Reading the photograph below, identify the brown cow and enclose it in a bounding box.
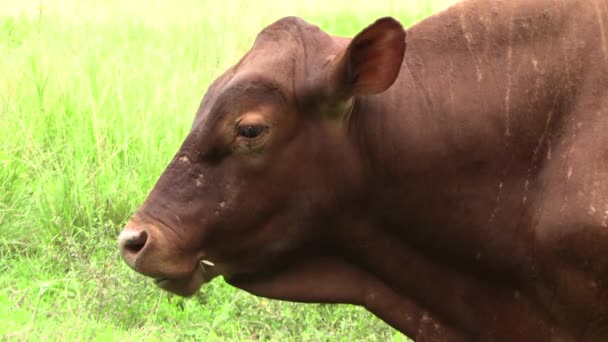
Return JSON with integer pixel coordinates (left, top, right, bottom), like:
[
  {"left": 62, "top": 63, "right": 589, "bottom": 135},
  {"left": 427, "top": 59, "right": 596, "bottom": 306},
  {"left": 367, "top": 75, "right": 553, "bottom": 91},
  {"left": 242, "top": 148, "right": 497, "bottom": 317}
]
[{"left": 118, "top": 0, "right": 608, "bottom": 340}]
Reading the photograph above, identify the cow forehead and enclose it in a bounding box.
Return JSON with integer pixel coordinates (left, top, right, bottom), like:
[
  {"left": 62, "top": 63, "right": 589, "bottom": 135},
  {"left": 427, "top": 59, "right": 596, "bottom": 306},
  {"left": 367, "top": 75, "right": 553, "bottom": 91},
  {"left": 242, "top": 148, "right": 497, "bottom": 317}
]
[
  {"left": 193, "top": 69, "right": 291, "bottom": 130},
  {"left": 254, "top": 16, "right": 323, "bottom": 45},
  {"left": 193, "top": 17, "right": 336, "bottom": 128},
  {"left": 245, "top": 16, "right": 337, "bottom": 75}
]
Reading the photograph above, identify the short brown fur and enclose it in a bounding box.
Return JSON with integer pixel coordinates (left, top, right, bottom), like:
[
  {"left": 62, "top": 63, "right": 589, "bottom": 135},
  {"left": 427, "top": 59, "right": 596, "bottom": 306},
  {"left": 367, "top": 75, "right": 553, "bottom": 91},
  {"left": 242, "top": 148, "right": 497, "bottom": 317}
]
[{"left": 119, "top": 0, "right": 608, "bottom": 340}]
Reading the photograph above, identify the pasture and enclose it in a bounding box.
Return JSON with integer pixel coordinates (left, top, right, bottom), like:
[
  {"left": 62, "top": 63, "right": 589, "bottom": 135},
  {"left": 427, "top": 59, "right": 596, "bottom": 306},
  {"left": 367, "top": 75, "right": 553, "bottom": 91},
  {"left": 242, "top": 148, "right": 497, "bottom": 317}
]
[{"left": 1, "top": 0, "right": 456, "bottom": 340}]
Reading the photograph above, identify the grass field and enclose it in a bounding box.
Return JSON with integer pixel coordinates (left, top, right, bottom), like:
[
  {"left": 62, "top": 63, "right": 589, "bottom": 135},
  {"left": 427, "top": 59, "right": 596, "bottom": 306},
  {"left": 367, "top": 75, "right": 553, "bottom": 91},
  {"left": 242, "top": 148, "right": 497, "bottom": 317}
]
[{"left": 1, "top": 1, "right": 457, "bottom": 340}]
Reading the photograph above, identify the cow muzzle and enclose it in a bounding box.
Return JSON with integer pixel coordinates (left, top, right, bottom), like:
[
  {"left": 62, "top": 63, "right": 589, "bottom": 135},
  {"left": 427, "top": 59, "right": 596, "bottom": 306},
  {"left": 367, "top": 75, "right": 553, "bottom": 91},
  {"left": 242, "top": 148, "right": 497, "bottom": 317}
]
[{"left": 118, "top": 216, "right": 217, "bottom": 296}]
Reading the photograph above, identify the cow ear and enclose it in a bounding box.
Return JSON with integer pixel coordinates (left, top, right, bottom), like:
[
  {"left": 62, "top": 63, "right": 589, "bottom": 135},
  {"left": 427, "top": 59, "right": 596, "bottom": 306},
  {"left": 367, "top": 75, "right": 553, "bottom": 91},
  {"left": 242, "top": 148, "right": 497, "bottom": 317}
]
[{"left": 328, "top": 17, "right": 406, "bottom": 98}]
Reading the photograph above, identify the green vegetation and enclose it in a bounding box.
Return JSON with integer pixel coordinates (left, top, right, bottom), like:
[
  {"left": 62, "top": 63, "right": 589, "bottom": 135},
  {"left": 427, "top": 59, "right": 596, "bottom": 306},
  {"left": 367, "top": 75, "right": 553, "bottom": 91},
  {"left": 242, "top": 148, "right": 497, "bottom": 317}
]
[{"left": 1, "top": 0, "right": 456, "bottom": 340}]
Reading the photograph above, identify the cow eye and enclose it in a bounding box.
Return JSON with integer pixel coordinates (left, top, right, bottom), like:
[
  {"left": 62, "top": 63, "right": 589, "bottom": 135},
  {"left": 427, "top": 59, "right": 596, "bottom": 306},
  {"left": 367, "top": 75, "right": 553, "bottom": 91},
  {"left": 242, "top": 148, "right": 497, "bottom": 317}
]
[{"left": 237, "top": 125, "right": 267, "bottom": 139}]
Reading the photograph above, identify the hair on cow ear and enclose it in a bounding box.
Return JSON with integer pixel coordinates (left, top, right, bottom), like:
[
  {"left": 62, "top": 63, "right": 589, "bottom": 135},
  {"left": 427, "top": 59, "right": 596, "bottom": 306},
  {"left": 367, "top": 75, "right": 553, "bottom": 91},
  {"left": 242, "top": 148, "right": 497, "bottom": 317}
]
[{"left": 328, "top": 17, "right": 406, "bottom": 98}]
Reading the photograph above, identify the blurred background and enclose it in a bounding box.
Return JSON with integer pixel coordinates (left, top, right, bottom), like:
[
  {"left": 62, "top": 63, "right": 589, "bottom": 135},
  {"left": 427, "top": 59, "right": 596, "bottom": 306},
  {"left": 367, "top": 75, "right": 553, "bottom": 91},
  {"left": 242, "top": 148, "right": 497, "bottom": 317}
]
[{"left": 0, "top": 1, "right": 458, "bottom": 340}]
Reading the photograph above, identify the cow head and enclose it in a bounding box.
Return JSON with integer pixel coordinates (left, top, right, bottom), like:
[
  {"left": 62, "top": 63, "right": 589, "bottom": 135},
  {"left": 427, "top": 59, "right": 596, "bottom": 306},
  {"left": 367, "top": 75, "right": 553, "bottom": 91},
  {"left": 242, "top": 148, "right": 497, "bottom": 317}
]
[{"left": 118, "top": 17, "right": 405, "bottom": 298}]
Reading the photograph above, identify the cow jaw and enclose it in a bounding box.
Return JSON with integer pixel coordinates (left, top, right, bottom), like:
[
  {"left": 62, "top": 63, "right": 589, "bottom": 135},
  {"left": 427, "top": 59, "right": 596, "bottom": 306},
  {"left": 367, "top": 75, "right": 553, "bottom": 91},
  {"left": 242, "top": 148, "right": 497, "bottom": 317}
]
[
  {"left": 224, "top": 256, "right": 368, "bottom": 304},
  {"left": 153, "top": 265, "right": 206, "bottom": 297}
]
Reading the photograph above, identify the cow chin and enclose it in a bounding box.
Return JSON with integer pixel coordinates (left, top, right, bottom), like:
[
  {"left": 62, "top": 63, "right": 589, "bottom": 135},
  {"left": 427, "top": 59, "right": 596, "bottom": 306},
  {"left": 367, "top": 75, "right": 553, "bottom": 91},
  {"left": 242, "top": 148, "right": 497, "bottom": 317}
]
[{"left": 153, "top": 267, "right": 206, "bottom": 297}]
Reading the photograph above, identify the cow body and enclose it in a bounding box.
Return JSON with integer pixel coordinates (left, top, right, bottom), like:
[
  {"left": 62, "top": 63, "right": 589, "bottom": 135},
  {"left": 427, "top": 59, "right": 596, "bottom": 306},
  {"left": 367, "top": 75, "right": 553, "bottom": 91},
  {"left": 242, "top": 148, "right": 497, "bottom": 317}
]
[{"left": 119, "top": 0, "right": 608, "bottom": 340}]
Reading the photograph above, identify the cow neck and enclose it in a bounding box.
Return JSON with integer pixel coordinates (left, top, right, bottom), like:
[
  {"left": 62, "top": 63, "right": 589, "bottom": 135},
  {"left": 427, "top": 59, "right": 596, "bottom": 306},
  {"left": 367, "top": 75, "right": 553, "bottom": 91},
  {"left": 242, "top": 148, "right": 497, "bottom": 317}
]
[
  {"left": 329, "top": 208, "right": 558, "bottom": 340},
  {"left": 346, "top": 0, "right": 582, "bottom": 277},
  {"left": 337, "top": 0, "right": 593, "bottom": 337}
]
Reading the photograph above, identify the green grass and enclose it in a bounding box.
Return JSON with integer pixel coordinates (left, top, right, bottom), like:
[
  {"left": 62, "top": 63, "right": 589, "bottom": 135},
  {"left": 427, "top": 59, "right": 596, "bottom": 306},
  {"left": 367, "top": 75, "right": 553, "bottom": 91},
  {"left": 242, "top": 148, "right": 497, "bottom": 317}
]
[{"left": 1, "top": 0, "right": 456, "bottom": 340}]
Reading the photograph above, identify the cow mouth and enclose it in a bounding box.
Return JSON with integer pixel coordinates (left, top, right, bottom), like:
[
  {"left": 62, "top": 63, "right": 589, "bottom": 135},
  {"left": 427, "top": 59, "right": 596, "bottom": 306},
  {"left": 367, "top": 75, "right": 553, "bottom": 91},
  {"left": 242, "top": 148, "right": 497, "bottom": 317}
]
[{"left": 152, "top": 259, "right": 219, "bottom": 297}]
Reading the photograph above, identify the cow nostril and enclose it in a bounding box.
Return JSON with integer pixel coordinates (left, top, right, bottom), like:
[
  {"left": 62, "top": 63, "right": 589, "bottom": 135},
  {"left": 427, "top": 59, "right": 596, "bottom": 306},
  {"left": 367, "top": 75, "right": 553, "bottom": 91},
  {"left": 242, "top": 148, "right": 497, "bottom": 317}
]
[{"left": 119, "top": 230, "right": 149, "bottom": 255}]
